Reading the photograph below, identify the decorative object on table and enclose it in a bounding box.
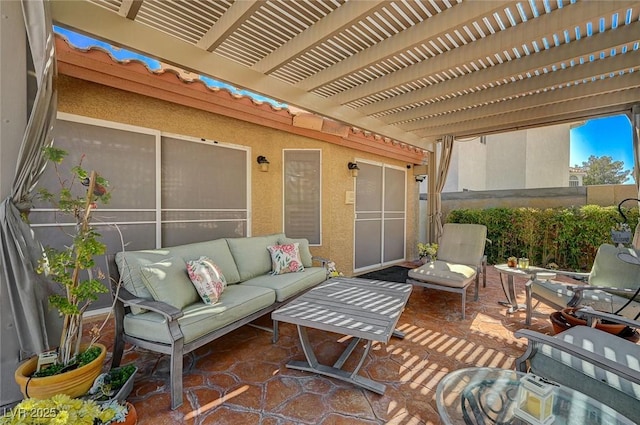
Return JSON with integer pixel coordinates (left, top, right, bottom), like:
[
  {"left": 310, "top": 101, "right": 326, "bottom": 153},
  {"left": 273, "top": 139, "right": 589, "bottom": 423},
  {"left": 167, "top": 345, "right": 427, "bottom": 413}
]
[
  {"left": 14, "top": 147, "right": 117, "bottom": 399},
  {"left": 417, "top": 242, "right": 438, "bottom": 263},
  {"left": 85, "top": 364, "right": 138, "bottom": 404},
  {"left": 517, "top": 257, "right": 529, "bottom": 269},
  {"left": 507, "top": 256, "right": 517, "bottom": 267},
  {"left": 1, "top": 393, "right": 135, "bottom": 425},
  {"left": 513, "top": 373, "right": 556, "bottom": 425}
]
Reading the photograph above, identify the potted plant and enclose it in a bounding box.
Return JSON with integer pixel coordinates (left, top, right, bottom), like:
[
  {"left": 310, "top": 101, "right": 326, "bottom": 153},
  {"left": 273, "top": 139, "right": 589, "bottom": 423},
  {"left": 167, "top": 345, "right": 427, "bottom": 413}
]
[
  {"left": 417, "top": 242, "right": 438, "bottom": 263},
  {"left": 85, "top": 364, "right": 138, "bottom": 404},
  {"left": 1, "top": 394, "right": 137, "bottom": 425},
  {"left": 14, "top": 147, "right": 113, "bottom": 399}
]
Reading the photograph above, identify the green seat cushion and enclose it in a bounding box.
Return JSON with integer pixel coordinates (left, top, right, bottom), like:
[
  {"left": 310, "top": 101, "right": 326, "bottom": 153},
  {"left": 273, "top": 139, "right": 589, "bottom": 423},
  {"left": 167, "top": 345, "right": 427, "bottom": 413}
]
[
  {"left": 408, "top": 260, "right": 476, "bottom": 288},
  {"left": 242, "top": 267, "right": 326, "bottom": 302},
  {"left": 226, "top": 233, "right": 284, "bottom": 281},
  {"left": 122, "top": 285, "right": 276, "bottom": 345}
]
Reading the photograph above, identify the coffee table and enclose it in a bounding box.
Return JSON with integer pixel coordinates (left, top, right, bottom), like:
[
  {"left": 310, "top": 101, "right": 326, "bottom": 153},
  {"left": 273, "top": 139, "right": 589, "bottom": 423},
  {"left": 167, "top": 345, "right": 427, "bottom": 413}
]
[
  {"left": 271, "top": 277, "right": 412, "bottom": 394},
  {"left": 436, "top": 367, "right": 634, "bottom": 425}
]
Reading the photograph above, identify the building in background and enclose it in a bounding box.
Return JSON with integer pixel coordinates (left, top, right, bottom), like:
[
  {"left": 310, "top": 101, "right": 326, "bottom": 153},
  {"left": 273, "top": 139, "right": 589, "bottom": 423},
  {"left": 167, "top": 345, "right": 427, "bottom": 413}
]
[{"left": 443, "top": 123, "right": 573, "bottom": 192}]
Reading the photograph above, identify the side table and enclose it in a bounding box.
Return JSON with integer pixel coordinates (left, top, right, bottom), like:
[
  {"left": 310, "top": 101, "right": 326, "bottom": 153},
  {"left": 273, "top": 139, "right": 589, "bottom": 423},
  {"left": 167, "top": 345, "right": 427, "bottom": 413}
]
[{"left": 494, "top": 264, "right": 553, "bottom": 319}]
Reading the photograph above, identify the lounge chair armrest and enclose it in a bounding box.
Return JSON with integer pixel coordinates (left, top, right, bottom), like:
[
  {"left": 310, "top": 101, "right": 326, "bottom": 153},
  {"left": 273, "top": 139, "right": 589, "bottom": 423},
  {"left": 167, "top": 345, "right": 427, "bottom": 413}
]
[
  {"left": 116, "top": 286, "right": 183, "bottom": 320},
  {"left": 514, "top": 329, "right": 640, "bottom": 386},
  {"left": 544, "top": 269, "right": 590, "bottom": 281},
  {"left": 573, "top": 307, "right": 640, "bottom": 329}
]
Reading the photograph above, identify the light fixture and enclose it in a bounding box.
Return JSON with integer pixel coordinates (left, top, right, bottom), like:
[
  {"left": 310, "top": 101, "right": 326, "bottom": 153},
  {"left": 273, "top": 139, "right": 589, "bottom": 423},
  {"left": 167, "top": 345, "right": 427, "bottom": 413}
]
[
  {"left": 415, "top": 176, "right": 425, "bottom": 183},
  {"left": 514, "top": 374, "right": 556, "bottom": 425},
  {"left": 257, "top": 155, "right": 270, "bottom": 172},
  {"left": 348, "top": 162, "right": 360, "bottom": 177}
]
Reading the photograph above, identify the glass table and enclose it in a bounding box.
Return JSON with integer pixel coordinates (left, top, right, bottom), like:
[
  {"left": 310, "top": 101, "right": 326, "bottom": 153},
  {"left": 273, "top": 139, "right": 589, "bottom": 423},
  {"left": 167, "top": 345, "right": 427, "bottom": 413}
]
[{"left": 436, "top": 367, "right": 635, "bottom": 425}]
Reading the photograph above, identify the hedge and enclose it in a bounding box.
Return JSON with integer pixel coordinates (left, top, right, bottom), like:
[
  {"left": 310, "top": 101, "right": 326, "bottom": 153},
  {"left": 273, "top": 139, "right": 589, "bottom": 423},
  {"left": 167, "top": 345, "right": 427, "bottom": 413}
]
[{"left": 446, "top": 205, "right": 639, "bottom": 271}]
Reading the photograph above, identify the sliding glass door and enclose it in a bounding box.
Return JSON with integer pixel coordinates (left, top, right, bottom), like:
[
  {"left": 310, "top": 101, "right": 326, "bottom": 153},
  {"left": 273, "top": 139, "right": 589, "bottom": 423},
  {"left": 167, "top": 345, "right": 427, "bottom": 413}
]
[{"left": 354, "top": 161, "right": 406, "bottom": 272}]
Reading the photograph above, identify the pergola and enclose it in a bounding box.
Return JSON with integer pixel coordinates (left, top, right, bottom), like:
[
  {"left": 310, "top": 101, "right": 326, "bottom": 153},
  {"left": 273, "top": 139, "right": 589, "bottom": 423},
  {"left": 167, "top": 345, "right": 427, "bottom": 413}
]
[{"left": 50, "top": 0, "right": 640, "bottom": 239}]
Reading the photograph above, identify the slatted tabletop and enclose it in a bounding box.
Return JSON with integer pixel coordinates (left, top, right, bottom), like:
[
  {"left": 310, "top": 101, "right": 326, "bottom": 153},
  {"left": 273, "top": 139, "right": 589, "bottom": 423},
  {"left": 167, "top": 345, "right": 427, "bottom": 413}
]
[{"left": 272, "top": 277, "right": 412, "bottom": 343}]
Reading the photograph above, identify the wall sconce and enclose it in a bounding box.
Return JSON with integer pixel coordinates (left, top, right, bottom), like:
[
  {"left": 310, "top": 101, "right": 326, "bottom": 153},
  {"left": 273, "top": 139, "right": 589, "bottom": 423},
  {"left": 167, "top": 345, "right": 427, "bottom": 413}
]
[
  {"left": 348, "top": 162, "right": 360, "bottom": 177},
  {"left": 415, "top": 176, "right": 425, "bottom": 183},
  {"left": 257, "top": 155, "right": 270, "bottom": 172}
]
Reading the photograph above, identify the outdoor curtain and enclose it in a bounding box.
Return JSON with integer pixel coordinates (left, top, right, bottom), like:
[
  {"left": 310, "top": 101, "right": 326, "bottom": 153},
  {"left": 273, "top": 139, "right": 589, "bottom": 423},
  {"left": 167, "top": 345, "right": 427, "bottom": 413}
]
[
  {"left": 427, "top": 135, "right": 454, "bottom": 243},
  {"left": 0, "top": 0, "right": 60, "bottom": 358},
  {"left": 632, "top": 105, "right": 640, "bottom": 249}
]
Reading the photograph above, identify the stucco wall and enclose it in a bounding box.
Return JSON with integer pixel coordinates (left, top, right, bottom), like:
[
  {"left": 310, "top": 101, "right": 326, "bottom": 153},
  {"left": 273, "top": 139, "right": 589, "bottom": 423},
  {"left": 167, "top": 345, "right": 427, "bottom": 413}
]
[{"left": 56, "top": 75, "right": 416, "bottom": 274}]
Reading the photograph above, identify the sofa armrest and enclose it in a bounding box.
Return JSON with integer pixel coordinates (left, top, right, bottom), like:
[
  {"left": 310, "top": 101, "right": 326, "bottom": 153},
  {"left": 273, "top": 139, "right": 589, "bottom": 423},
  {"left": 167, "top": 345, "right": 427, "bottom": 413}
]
[
  {"left": 116, "top": 286, "right": 183, "bottom": 321},
  {"left": 312, "top": 256, "right": 330, "bottom": 267}
]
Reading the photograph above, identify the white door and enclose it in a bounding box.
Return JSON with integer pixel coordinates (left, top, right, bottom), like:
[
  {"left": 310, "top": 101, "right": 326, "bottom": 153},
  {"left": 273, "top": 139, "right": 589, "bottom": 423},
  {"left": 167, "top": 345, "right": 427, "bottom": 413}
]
[{"left": 354, "top": 162, "right": 406, "bottom": 272}]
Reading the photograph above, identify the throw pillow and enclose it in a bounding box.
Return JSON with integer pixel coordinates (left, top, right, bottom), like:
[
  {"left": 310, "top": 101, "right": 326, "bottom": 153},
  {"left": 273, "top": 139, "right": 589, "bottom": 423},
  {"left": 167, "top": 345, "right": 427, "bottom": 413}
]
[
  {"left": 267, "top": 243, "right": 305, "bottom": 275},
  {"left": 278, "top": 237, "right": 313, "bottom": 268},
  {"left": 185, "top": 256, "right": 227, "bottom": 304}
]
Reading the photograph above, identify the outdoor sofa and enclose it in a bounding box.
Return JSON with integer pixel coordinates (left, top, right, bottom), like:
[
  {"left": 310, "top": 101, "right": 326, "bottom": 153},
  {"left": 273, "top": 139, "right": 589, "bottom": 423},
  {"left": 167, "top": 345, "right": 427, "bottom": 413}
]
[{"left": 108, "top": 233, "right": 327, "bottom": 410}]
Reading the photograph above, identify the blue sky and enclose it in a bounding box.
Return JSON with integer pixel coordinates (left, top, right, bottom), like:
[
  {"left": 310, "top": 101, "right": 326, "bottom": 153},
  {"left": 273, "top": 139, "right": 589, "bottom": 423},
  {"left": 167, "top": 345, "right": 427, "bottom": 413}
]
[{"left": 570, "top": 115, "right": 634, "bottom": 180}]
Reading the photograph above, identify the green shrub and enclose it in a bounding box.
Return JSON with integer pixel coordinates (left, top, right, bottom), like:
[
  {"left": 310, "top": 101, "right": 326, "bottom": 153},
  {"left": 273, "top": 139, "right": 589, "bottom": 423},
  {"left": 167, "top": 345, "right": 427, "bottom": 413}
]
[{"left": 447, "top": 205, "right": 638, "bottom": 271}]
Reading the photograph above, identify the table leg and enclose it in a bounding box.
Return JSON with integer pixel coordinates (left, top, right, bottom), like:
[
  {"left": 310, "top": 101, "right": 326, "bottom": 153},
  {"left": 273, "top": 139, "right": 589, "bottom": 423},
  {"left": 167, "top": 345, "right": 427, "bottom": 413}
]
[
  {"left": 499, "top": 274, "right": 525, "bottom": 314},
  {"left": 287, "top": 325, "right": 386, "bottom": 394}
]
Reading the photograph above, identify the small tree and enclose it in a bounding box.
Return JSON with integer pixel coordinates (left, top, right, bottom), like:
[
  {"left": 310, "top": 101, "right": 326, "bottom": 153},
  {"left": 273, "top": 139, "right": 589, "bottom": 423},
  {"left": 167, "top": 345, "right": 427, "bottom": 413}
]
[
  {"left": 580, "top": 155, "right": 631, "bottom": 185},
  {"left": 36, "top": 147, "right": 111, "bottom": 366}
]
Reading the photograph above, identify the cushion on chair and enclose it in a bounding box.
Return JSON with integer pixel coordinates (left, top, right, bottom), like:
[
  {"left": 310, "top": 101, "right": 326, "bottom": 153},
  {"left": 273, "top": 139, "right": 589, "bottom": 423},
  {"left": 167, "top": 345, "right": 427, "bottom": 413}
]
[
  {"left": 589, "top": 244, "right": 640, "bottom": 291},
  {"left": 122, "top": 284, "right": 276, "bottom": 345},
  {"left": 226, "top": 233, "right": 284, "bottom": 281},
  {"left": 437, "top": 223, "right": 487, "bottom": 265},
  {"left": 408, "top": 260, "right": 476, "bottom": 288},
  {"left": 535, "top": 326, "right": 640, "bottom": 419}
]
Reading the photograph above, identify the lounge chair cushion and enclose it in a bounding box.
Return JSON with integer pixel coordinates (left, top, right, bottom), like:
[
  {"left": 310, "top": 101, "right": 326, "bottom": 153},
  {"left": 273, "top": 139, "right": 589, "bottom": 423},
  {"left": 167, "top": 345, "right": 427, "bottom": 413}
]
[
  {"left": 408, "top": 260, "right": 476, "bottom": 288},
  {"left": 535, "top": 325, "right": 640, "bottom": 418}
]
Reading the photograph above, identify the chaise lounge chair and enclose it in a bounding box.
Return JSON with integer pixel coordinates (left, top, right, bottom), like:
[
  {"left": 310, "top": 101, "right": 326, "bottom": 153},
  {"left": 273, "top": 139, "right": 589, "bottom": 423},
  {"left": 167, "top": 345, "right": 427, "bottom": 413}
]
[{"left": 406, "top": 223, "right": 488, "bottom": 319}]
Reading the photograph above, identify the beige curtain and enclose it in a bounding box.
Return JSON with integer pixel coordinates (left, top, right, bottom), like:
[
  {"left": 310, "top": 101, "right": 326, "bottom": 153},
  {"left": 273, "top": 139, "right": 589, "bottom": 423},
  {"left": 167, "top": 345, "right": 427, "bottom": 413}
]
[
  {"left": 0, "top": 0, "right": 59, "bottom": 360},
  {"left": 632, "top": 105, "right": 640, "bottom": 249},
  {"left": 427, "top": 135, "right": 454, "bottom": 243}
]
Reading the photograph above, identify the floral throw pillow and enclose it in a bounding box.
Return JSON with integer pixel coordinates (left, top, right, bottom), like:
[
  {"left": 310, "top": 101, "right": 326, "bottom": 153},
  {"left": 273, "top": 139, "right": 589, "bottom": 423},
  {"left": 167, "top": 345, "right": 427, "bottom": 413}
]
[
  {"left": 267, "top": 243, "right": 305, "bottom": 275},
  {"left": 185, "top": 256, "right": 227, "bottom": 304}
]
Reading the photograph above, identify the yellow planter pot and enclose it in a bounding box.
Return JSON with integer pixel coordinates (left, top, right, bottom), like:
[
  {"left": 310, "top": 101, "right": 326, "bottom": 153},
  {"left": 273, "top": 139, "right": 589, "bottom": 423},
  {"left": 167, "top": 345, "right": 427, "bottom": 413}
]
[{"left": 14, "top": 343, "right": 107, "bottom": 399}]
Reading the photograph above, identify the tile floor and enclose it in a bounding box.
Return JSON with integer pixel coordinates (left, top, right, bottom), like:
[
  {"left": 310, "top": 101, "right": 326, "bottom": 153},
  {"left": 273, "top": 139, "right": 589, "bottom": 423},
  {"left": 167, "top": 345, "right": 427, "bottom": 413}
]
[{"left": 89, "top": 265, "right": 560, "bottom": 425}]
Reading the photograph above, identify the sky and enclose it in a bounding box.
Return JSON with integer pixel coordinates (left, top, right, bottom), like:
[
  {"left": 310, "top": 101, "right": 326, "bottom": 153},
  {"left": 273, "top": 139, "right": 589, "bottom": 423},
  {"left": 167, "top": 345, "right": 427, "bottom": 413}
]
[{"left": 570, "top": 114, "right": 634, "bottom": 180}]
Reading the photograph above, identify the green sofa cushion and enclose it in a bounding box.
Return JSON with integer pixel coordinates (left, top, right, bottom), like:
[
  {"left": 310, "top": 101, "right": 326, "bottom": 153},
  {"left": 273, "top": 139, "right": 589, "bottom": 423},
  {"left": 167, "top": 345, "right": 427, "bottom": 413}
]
[
  {"left": 140, "top": 257, "right": 199, "bottom": 310},
  {"left": 226, "top": 233, "right": 284, "bottom": 281},
  {"left": 168, "top": 238, "right": 241, "bottom": 284},
  {"left": 242, "top": 267, "right": 326, "bottom": 302},
  {"left": 122, "top": 284, "right": 275, "bottom": 344}
]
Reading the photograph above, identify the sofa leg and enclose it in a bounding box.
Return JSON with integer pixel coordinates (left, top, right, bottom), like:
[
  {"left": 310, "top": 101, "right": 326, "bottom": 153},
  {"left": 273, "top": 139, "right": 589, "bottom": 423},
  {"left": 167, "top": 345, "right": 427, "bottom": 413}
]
[{"left": 170, "top": 345, "right": 184, "bottom": 410}]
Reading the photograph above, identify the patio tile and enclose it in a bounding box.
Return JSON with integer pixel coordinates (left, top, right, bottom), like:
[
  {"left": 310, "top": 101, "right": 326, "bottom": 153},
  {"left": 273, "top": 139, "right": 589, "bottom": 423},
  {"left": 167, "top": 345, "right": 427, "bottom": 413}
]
[{"left": 88, "top": 265, "right": 557, "bottom": 424}]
